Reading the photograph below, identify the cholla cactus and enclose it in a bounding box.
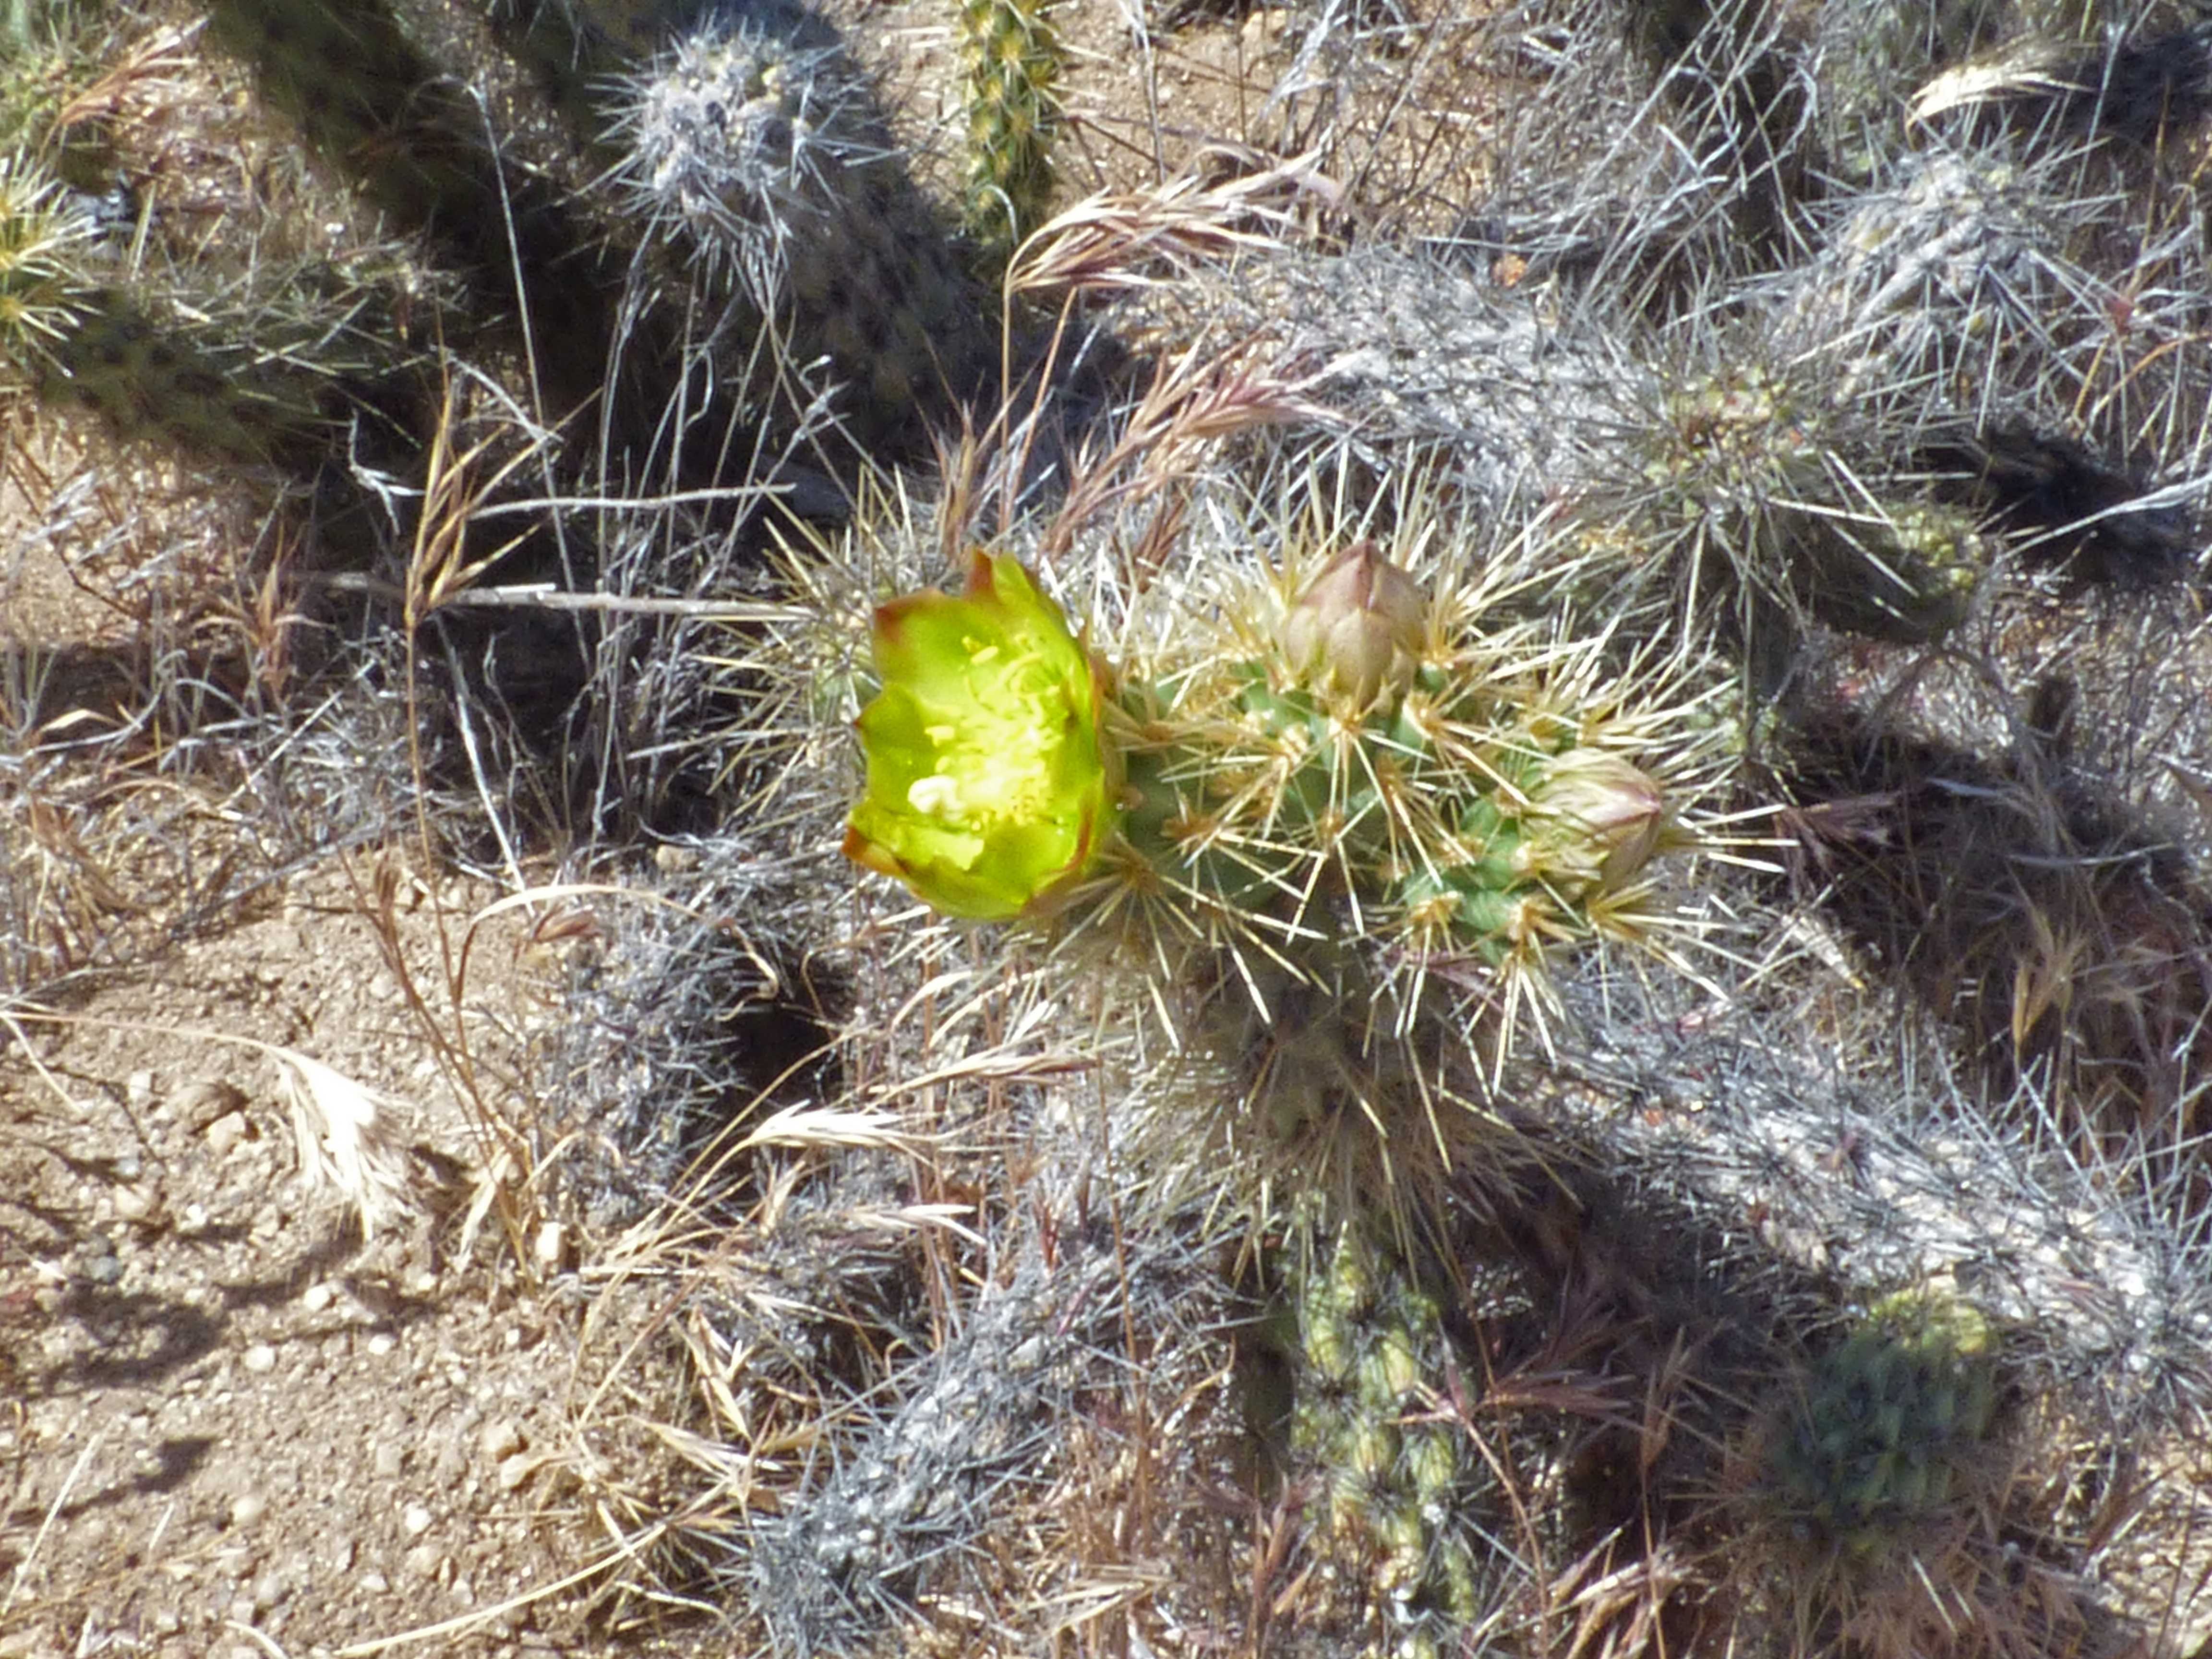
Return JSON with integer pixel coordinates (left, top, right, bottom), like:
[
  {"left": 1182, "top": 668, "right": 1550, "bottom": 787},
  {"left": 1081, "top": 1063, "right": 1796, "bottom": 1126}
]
[{"left": 821, "top": 457, "right": 1726, "bottom": 1329}]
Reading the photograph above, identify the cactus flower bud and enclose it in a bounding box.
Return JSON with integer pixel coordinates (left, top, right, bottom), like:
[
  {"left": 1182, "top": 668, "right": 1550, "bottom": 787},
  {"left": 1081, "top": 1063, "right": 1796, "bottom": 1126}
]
[
  {"left": 1527, "top": 750, "right": 1669, "bottom": 893},
  {"left": 1280, "top": 541, "right": 1426, "bottom": 709},
  {"left": 844, "top": 551, "right": 1116, "bottom": 920}
]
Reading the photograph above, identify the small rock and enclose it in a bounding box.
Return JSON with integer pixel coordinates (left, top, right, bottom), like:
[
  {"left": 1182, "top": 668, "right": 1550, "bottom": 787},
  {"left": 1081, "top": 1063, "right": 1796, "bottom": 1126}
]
[
  {"left": 241, "top": 1345, "right": 277, "bottom": 1375},
  {"left": 301, "top": 1283, "right": 336, "bottom": 1314},
  {"left": 373, "top": 1443, "right": 405, "bottom": 1479},
  {"left": 359, "top": 1569, "right": 390, "bottom": 1595},
  {"left": 175, "top": 1079, "right": 248, "bottom": 1131},
  {"left": 431, "top": 1437, "right": 467, "bottom": 1484},
  {"left": 478, "top": 1419, "right": 524, "bottom": 1464},
  {"left": 495, "top": 1454, "right": 536, "bottom": 1493},
  {"left": 112, "top": 1184, "right": 159, "bottom": 1223},
  {"left": 532, "top": 1221, "right": 566, "bottom": 1272},
  {"left": 402, "top": 1503, "right": 434, "bottom": 1538},
  {"left": 402, "top": 1543, "right": 441, "bottom": 1582},
  {"left": 230, "top": 1494, "right": 268, "bottom": 1528},
  {"left": 127, "top": 1070, "right": 157, "bottom": 1111},
  {"left": 1240, "top": 7, "right": 1292, "bottom": 48},
  {"left": 204, "top": 1113, "right": 249, "bottom": 1158},
  {"left": 366, "top": 1333, "right": 397, "bottom": 1358}
]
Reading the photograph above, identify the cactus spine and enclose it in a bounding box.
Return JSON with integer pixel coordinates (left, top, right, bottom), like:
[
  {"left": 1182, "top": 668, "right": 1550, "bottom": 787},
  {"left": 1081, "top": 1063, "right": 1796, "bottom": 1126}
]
[{"left": 0, "top": 155, "right": 88, "bottom": 364}]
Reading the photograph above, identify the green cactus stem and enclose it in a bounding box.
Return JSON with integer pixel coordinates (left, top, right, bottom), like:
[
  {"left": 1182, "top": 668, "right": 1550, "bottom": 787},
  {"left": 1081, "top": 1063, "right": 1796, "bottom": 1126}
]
[
  {"left": 1283, "top": 1207, "right": 1484, "bottom": 1658},
  {"left": 957, "top": 0, "right": 1061, "bottom": 266},
  {"left": 1765, "top": 1288, "right": 2001, "bottom": 1559}
]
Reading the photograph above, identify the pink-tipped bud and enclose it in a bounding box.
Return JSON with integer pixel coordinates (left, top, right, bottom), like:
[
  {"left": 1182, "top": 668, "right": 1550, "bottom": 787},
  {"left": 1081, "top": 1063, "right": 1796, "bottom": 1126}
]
[
  {"left": 1530, "top": 750, "right": 1668, "bottom": 893},
  {"left": 1280, "top": 541, "right": 1426, "bottom": 709}
]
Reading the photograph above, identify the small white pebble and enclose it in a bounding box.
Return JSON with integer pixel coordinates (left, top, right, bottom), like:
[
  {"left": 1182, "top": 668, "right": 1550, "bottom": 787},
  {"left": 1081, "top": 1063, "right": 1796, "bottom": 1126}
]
[
  {"left": 230, "top": 1494, "right": 268, "bottom": 1528},
  {"left": 359, "top": 1569, "right": 390, "bottom": 1594},
  {"left": 373, "top": 1443, "right": 405, "bottom": 1479},
  {"left": 112, "top": 1185, "right": 158, "bottom": 1223},
  {"left": 241, "top": 1345, "right": 277, "bottom": 1374},
  {"left": 533, "top": 1221, "right": 566, "bottom": 1270},
  {"left": 301, "top": 1283, "right": 336, "bottom": 1313},
  {"left": 366, "top": 1333, "right": 397, "bottom": 1358},
  {"left": 402, "top": 1503, "right": 434, "bottom": 1538},
  {"left": 204, "top": 1113, "right": 249, "bottom": 1158}
]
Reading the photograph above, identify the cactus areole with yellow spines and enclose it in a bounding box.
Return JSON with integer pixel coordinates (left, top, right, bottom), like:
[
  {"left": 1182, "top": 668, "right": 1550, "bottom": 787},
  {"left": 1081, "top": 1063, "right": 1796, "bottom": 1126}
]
[{"left": 845, "top": 552, "right": 1117, "bottom": 920}]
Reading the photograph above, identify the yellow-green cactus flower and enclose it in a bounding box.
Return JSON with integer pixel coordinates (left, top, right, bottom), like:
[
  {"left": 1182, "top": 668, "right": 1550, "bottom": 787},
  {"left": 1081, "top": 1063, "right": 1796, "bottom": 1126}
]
[{"left": 844, "top": 551, "right": 1116, "bottom": 920}]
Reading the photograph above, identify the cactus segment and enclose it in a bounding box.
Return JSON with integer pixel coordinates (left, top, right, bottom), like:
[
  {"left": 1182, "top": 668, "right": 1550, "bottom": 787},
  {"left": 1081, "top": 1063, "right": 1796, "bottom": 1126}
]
[
  {"left": 37, "top": 291, "right": 331, "bottom": 463},
  {"left": 0, "top": 156, "right": 403, "bottom": 465},
  {"left": 1284, "top": 1209, "right": 1483, "bottom": 1657},
  {"left": 1094, "top": 543, "right": 1695, "bottom": 1010},
  {"left": 1645, "top": 363, "right": 1993, "bottom": 648},
  {"left": 957, "top": 0, "right": 1061, "bottom": 264},
  {"left": 1764, "top": 1288, "right": 2000, "bottom": 1558},
  {"left": 615, "top": 24, "right": 991, "bottom": 443}
]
